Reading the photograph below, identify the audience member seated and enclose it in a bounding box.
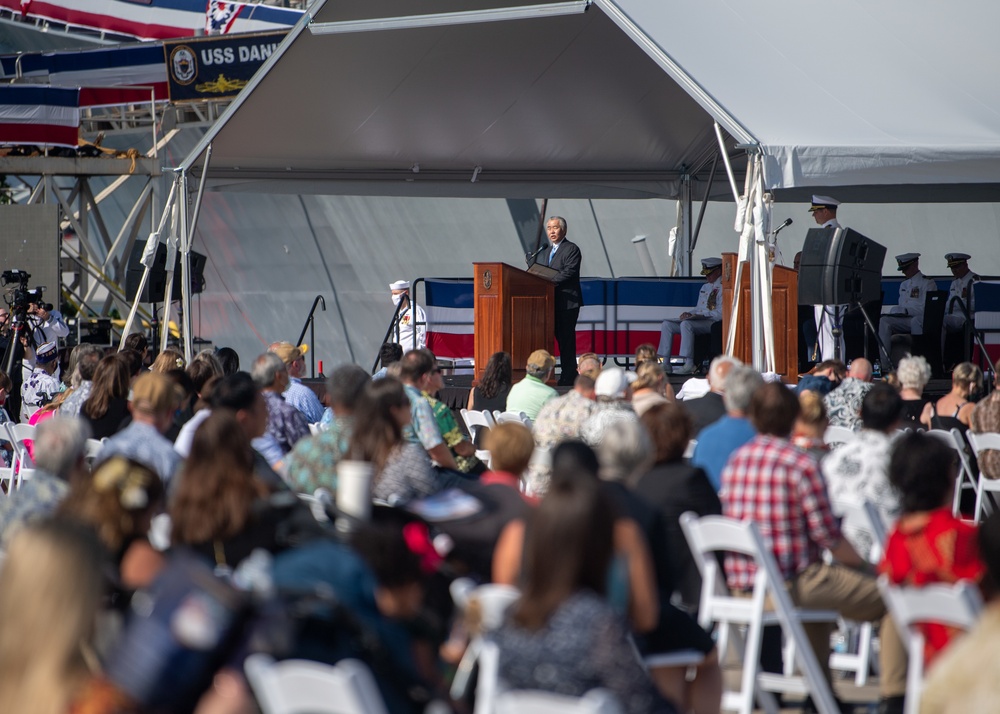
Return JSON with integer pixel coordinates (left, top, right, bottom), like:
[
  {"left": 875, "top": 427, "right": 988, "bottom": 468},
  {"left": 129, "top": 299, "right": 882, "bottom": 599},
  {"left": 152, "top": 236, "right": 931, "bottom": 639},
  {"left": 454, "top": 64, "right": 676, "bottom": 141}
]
[
  {"left": 526, "top": 372, "right": 598, "bottom": 495},
  {"left": 631, "top": 361, "right": 674, "bottom": 417},
  {"left": 593, "top": 421, "right": 723, "bottom": 713},
  {"left": 271, "top": 520, "right": 437, "bottom": 714},
  {"left": 436, "top": 422, "right": 534, "bottom": 580},
  {"left": 880, "top": 431, "right": 985, "bottom": 669},
  {"left": 252, "top": 352, "right": 310, "bottom": 457},
  {"left": 176, "top": 372, "right": 288, "bottom": 493},
  {"left": 20, "top": 341, "right": 63, "bottom": 423},
  {"left": 372, "top": 342, "right": 404, "bottom": 383},
  {"left": 423, "top": 357, "right": 482, "bottom": 475},
  {"left": 81, "top": 354, "right": 131, "bottom": 439},
  {"left": 119, "top": 348, "right": 144, "bottom": 385},
  {"left": 0, "top": 520, "right": 136, "bottom": 713},
  {"left": 920, "top": 513, "right": 1000, "bottom": 714},
  {"left": 795, "top": 359, "right": 846, "bottom": 397},
  {"left": 150, "top": 348, "right": 185, "bottom": 373},
  {"left": 349, "top": 377, "right": 455, "bottom": 505},
  {"left": 492, "top": 447, "right": 679, "bottom": 714},
  {"left": 822, "top": 384, "right": 905, "bottom": 557},
  {"left": 216, "top": 345, "right": 240, "bottom": 376},
  {"left": 269, "top": 341, "right": 325, "bottom": 424},
  {"left": 399, "top": 349, "right": 458, "bottom": 470},
  {"left": 171, "top": 410, "right": 321, "bottom": 569},
  {"left": 97, "top": 372, "right": 183, "bottom": 487},
  {"left": 58, "top": 344, "right": 103, "bottom": 418},
  {"left": 466, "top": 350, "right": 512, "bottom": 417},
  {"left": 0, "top": 416, "right": 88, "bottom": 547},
  {"left": 637, "top": 402, "right": 721, "bottom": 611},
  {"left": 721, "top": 382, "right": 906, "bottom": 711},
  {"left": 286, "top": 364, "right": 370, "bottom": 494},
  {"left": 691, "top": 365, "right": 762, "bottom": 490},
  {"left": 823, "top": 358, "right": 874, "bottom": 431},
  {"left": 580, "top": 367, "right": 639, "bottom": 447},
  {"left": 791, "top": 391, "right": 830, "bottom": 461},
  {"left": 505, "top": 349, "right": 558, "bottom": 421},
  {"left": 896, "top": 355, "right": 932, "bottom": 427},
  {"left": 59, "top": 456, "right": 166, "bottom": 595},
  {"left": 921, "top": 361, "right": 982, "bottom": 433},
  {"left": 970, "top": 371, "right": 1000, "bottom": 480},
  {"left": 682, "top": 355, "right": 738, "bottom": 436}
]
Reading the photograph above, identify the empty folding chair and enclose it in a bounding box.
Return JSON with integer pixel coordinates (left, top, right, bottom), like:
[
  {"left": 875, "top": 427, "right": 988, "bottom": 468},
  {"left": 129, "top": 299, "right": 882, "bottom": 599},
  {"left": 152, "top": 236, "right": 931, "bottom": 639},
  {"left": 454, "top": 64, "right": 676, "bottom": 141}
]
[{"left": 244, "top": 653, "right": 389, "bottom": 714}]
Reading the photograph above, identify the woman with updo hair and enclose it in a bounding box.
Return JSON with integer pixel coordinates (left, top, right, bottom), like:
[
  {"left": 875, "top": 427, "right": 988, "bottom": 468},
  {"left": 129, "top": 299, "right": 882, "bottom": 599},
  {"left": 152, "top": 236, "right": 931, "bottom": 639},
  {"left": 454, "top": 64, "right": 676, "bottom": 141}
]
[
  {"left": 921, "top": 361, "right": 982, "bottom": 433},
  {"left": 631, "top": 361, "right": 675, "bottom": 416}
]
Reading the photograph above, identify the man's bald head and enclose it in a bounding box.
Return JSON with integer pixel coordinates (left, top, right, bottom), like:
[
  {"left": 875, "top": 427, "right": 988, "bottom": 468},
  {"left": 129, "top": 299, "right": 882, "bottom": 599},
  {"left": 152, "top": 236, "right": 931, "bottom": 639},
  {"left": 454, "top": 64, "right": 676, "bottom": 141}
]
[
  {"left": 708, "top": 355, "right": 741, "bottom": 392},
  {"left": 849, "top": 358, "right": 873, "bottom": 382}
]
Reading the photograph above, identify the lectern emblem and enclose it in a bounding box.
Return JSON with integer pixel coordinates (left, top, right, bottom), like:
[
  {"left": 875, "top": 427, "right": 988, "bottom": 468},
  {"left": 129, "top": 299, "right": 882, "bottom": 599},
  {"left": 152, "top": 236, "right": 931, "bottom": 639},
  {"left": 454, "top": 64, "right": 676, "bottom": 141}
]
[{"left": 483, "top": 270, "right": 492, "bottom": 289}]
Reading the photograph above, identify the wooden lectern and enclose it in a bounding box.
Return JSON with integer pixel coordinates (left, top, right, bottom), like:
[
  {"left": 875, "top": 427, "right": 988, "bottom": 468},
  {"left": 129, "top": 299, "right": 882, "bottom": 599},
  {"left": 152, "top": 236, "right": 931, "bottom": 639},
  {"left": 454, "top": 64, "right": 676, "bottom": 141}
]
[
  {"left": 473, "top": 262, "right": 555, "bottom": 382},
  {"left": 721, "top": 253, "right": 799, "bottom": 384}
]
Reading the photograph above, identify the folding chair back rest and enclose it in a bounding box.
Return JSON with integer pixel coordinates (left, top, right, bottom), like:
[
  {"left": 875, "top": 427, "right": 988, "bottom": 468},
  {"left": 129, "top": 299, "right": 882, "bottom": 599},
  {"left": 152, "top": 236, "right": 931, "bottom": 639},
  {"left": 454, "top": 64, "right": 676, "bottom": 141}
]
[
  {"left": 926, "top": 428, "right": 976, "bottom": 516},
  {"left": 495, "top": 688, "right": 623, "bottom": 714},
  {"left": 823, "top": 425, "right": 858, "bottom": 446},
  {"left": 966, "top": 431, "right": 1000, "bottom": 523},
  {"left": 244, "top": 653, "right": 389, "bottom": 714},
  {"left": 876, "top": 576, "right": 982, "bottom": 714},
  {"left": 679, "top": 512, "right": 840, "bottom": 714}
]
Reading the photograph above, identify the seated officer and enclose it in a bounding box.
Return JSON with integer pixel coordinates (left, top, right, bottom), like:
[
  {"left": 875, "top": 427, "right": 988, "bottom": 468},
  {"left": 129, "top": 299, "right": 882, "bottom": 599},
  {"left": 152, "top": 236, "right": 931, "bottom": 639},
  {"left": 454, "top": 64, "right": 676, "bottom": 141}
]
[
  {"left": 944, "top": 252, "right": 979, "bottom": 334},
  {"left": 878, "top": 253, "right": 937, "bottom": 369},
  {"left": 657, "top": 257, "right": 723, "bottom": 375}
]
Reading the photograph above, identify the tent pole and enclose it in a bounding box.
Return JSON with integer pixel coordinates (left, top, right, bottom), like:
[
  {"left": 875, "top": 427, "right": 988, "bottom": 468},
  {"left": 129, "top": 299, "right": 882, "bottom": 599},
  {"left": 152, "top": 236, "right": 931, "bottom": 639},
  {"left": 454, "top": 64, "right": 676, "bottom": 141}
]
[
  {"left": 683, "top": 175, "right": 693, "bottom": 276},
  {"left": 160, "top": 184, "right": 180, "bottom": 353},
  {"left": 181, "top": 145, "right": 212, "bottom": 364},
  {"left": 714, "top": 122, "right": 739, "bottom": 203},
  {"left": 689, "top": 152, "right": 718, "bottom": 255},
  {"left": 119, "top": 180, "right": 177, "bottom": 350}
]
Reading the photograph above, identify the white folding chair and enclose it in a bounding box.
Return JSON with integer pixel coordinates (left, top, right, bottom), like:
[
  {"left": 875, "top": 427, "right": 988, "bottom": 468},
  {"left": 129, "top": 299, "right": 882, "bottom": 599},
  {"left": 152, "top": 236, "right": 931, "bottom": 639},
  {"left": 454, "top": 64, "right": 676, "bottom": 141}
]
[
  {"left": 823, "top": 425, "right": 859, "bottom": 446},
  {"left": 684, "top": 439, "right": 697, "bottom": 459},
  {"left": 494, "top": 687, "right": 623, "bottom": 714},
  {"left": 244, "top": 653, "right": 389, "bottom": 714},
  {"left": 308, "top": 422, "right": 322, "bottom": 435},
  {"left": 494, "top": 410, "right": 531, "bottom": 428},
  {"left": 679, "top": 512, "right": 840, "bottom": 714},
  {"left": 825, "top": 500, "right": 889, "bottom": 686},
  {"left": 965, "top": 431, "right": 1000, "bottom": 523},
  {"left": 461, "top": 408, "right": 497, "bottom": 443},
  {"left": 876, "top": 576, "right": 983, "bottom": 714},
  {"left": 450, "top": 580, "right": 521, "bottom": 704},
  {"left": 926, "top": 428, "right": 976, "bottom": 517},
  {"left": 3, "top": 422, "right": 34, "bottom": 491}
]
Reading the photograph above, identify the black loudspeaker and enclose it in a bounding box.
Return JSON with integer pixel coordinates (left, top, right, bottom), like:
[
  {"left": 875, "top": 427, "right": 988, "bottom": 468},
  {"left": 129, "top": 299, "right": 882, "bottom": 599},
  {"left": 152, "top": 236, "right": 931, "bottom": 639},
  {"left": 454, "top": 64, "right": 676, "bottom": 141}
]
[
  {"left": 798, "top": 227, "right": 886, "bottom": 305},
  {"left": 125, "top": 243, "right": 207, "bottom": 303}
]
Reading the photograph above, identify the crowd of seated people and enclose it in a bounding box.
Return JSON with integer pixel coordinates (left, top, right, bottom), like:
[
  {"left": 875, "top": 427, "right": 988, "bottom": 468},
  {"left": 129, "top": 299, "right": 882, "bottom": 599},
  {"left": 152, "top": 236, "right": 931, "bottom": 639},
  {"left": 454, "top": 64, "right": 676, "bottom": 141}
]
[{"left": 1, "top": 336, "right": 999, "bottom": 714}]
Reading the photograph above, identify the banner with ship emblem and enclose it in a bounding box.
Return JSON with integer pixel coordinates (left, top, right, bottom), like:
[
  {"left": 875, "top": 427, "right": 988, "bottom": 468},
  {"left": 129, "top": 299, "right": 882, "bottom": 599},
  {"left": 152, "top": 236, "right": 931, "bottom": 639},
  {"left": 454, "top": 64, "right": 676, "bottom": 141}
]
[{"left": 163, "top": 30, "right": 286, "bottom": 103}]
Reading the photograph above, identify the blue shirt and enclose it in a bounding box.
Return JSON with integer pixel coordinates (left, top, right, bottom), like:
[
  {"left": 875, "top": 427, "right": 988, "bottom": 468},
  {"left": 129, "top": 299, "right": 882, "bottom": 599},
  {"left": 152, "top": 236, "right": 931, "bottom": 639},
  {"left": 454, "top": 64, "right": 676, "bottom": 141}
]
[
  {"left": 98, "top": 421, "right": 182, "bottom": 485},
  {"left": 691, "top": 414, "right": 756, "bottom": 490},
  {"left": 283, "top": 377, "right": 325, "bottom": 424}
]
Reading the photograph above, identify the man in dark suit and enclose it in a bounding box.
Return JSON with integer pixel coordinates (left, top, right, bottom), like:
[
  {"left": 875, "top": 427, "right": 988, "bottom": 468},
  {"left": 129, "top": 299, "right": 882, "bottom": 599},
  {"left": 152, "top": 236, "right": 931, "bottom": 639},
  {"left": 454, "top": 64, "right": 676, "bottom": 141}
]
[{"left": 534, "top": 216, "right": 582, "bottom": 386}]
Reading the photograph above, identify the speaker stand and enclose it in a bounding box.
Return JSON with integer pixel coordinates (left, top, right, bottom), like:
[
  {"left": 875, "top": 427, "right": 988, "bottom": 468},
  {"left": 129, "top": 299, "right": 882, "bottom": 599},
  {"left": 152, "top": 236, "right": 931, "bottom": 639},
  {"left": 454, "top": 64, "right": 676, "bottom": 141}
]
[{"left": 851, "top": 301, "right": 893, "bottom": 373}]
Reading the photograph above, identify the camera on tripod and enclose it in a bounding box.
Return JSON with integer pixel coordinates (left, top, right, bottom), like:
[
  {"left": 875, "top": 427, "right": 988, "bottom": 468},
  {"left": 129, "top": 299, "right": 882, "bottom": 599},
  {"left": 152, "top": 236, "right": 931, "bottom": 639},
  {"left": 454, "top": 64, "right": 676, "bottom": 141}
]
[{"left": 1, "top": 269, "right": 52, "bottom": 314}]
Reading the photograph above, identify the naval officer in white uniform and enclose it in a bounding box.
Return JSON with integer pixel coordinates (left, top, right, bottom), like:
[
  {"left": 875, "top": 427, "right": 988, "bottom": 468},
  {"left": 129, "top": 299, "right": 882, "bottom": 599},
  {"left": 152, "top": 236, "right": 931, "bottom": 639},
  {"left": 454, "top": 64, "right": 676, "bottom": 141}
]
[
  {"left": 809, "top": 195, "right": 847, "bottom": 362},
  {"left": 878, "top": 253, "right": 937, "bottom": 368},
  {"left": 657, "top": 257, "right": 723, "bottom": 375},
  {"left": 943, "top": 252, "right": 979, "bottom": 334}
]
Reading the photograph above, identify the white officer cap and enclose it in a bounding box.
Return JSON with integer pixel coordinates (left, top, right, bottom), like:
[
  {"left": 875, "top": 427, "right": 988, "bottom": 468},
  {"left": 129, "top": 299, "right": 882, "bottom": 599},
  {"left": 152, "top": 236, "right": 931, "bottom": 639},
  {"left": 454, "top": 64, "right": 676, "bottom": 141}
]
[
  {"left": 945, "top": 252, "right": 971, "bottom": 267},
  {"left": 389, "top": 280, "right": 410, "bottom": 291},
  {"left": 808, "top": 195, "right": 840, "bottom": 212},
  {"left": 700, "top": 257, "right": 723, "bottom": 275},
  {"left": 895, "top": 253, "right": 920, "bottom": 271}
]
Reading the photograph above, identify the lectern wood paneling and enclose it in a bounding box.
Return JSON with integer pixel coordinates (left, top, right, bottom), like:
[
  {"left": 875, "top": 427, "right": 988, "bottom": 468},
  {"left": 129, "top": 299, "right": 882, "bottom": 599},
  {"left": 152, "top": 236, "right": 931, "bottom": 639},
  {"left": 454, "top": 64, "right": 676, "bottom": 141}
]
[
  {"left": 473, "top": 262, "right": 555, "bottom": 382},
  {"left": 721, "top": 254, "right": 799, "bottom": 385}
]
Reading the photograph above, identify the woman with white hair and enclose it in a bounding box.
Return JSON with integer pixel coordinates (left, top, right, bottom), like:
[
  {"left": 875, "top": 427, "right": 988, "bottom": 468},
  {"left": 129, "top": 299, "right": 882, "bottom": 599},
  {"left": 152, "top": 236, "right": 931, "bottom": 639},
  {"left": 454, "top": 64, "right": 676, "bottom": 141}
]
[{"left": 895, "top": 355, "right": 932, "bottom": 426}]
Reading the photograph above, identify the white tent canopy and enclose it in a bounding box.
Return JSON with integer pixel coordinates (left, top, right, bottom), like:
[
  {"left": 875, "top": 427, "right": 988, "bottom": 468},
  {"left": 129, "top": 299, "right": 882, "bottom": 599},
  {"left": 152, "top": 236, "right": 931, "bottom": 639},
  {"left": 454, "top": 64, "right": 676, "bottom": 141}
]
[{"left": 152, "top": 0, "right": 1000, "bottom": 366}]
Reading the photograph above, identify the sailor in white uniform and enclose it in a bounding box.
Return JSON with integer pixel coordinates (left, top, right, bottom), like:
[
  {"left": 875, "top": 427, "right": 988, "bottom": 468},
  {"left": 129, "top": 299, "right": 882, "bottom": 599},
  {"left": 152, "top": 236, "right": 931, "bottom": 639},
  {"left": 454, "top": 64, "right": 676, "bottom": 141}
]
[
  {"left": 389, "top": 280, "right": 426, "bottom": 353},
  {"left": 20, "top": 341, "right": 62, "bottom": 422},
  {"left": 809, "top": 195, "right": 847, "bottom": 362},
  {"left": 943, "top": 252, "right": 979, "bottom": 334},
  {"left": 657, "top": 257, "right": 723, "bottom": 375},
  {"left": 878, "top": 253, "right": 937, "bottom": 366}
]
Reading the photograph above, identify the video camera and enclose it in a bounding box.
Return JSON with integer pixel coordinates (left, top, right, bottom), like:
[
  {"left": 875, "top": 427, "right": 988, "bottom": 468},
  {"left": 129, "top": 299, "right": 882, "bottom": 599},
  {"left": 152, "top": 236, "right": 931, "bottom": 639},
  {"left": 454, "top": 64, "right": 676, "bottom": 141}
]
[{"left": 1, "top": 269, "right": 52, "bottom": 313}]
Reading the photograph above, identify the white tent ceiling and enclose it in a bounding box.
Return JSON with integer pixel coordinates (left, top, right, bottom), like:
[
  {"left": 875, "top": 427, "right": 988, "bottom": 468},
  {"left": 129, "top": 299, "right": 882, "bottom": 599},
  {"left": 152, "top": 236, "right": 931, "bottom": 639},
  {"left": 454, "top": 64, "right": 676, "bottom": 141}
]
[{"left": 180, "top": 0, "right": 1000, "bottom": 202}]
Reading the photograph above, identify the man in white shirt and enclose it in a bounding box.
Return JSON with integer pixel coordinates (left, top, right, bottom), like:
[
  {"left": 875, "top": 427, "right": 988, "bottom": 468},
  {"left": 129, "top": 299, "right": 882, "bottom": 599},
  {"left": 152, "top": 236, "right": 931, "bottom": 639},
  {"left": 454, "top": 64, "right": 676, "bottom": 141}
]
[
  {"left": 657, "top": 257, "right": 723, "bottom": 375},
  {"left": 389, "top": 280, "right": 426, "bottom": 353}
]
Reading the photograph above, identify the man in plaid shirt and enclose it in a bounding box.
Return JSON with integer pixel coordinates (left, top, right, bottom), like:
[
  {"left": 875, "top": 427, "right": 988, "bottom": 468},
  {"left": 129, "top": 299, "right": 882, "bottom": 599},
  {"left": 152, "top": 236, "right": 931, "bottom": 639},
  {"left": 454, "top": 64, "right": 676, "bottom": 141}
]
[{"left": 720, "top": 382, "right": 907, "bottom": 713}]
